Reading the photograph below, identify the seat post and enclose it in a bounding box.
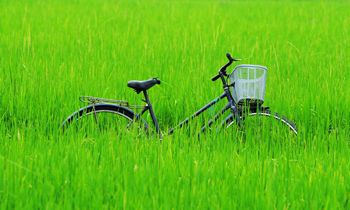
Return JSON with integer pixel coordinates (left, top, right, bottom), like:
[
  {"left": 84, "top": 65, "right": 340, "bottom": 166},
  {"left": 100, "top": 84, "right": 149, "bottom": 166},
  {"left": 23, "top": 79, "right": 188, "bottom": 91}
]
[{"left": 143, "top": 90, "right": 161, "bottom": 137}]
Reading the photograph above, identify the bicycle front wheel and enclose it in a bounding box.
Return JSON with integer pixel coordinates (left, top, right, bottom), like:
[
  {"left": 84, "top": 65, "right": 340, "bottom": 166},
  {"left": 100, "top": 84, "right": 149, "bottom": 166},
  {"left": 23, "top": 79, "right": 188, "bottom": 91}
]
[
  {"left": 61, "top": 104, "right": 147, "bottom": 136},
  {"left": 224, "top": 108, "right": 298, "bottom": 135}
]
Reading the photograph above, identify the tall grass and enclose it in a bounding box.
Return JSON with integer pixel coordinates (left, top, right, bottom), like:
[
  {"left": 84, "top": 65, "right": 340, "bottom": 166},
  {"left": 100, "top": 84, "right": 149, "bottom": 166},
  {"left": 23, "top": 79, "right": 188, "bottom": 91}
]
[{"left": 1, "top": 0, "right": 350, "bottom": 209}]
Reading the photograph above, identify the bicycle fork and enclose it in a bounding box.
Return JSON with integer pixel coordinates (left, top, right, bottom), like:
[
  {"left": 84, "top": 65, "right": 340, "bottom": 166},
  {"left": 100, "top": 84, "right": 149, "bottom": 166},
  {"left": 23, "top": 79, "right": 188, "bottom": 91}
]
[{"left": 224, "top": 86, "right": 241, "bottom": 126}]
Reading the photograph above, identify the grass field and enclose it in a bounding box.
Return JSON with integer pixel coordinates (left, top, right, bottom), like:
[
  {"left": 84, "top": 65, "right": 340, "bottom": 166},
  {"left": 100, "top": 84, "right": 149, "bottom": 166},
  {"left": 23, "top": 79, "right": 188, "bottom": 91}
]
[{"left": 1, "top": 0, "right": 350, "bottom": 209}]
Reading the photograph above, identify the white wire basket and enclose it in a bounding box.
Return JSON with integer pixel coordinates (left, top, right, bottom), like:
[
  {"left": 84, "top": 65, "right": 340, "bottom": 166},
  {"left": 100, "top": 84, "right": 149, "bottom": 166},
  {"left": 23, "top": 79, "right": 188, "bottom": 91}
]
[{"left": 229, "top": 64, "right": 268, "bottom": 105}]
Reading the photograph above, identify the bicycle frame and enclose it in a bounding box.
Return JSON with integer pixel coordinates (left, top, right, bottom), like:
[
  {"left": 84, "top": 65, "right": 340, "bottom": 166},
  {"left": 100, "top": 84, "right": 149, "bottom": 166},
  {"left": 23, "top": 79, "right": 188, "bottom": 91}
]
[
  {"left": 135, "top": 79, "right": 240, "bottom": 136},
  {"left": 168, "top": 92, "right": 231, "bottom": 135}
]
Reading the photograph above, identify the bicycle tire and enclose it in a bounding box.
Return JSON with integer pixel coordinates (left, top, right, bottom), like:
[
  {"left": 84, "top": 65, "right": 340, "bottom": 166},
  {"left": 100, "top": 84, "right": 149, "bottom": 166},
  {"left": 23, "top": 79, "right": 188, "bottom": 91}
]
[
  {"left": 224, "top": 108, "right": 298, "bottom": 135},
  {"left": 61, "top": 104, "right": 147, "bottom": 134}
]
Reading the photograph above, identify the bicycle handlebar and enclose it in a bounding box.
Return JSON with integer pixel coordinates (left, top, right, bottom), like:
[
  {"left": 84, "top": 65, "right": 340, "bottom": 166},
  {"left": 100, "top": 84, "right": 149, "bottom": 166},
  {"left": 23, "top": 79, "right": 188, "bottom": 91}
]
[
  {"left": 211, "top": 74, "right": 221, "bottom": 81},
  {"left": 226, "top": 53, "right": 233, "bottom": 62},
  {"left": 211, "top": 53, "right": 239, "bottom": 82}
]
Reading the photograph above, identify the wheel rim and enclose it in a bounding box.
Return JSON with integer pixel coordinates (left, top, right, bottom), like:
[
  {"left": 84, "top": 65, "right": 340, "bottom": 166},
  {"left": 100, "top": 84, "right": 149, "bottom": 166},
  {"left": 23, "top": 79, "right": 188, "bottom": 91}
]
[
  {"left": 226, "top": 112, "right": 298, "bottom": 135},
  {"left": 248, "top": 112, "right": 298, "bottom": 135}
]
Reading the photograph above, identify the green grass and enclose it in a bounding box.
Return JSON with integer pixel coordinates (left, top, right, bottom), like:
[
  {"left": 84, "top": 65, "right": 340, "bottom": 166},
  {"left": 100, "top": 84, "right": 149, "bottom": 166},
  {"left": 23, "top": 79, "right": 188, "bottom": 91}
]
[{"left": 1, "top": 0, "right": 350, "bottom": 209}]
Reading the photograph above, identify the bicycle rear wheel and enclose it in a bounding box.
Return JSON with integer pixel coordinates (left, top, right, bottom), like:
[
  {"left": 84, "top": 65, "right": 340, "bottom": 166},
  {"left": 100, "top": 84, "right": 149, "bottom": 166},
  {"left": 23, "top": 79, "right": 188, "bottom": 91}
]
[
  {"left": 61, "top": 104, "right": 147, "bottom": 137},
  {"left": 224, "top": 108, "right": 298, "bottom": 135}
]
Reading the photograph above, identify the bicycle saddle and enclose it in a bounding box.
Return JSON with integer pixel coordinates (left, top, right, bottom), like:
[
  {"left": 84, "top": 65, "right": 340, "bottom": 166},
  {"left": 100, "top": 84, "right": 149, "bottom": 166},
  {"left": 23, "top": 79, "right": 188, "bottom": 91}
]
[{"left": 127, "top": 78, "right": 161, "bottom": 94}]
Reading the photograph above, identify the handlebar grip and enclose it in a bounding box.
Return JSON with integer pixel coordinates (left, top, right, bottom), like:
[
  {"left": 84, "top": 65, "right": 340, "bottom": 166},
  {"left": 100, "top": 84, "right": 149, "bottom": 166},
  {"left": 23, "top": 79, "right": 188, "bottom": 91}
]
[
  {"left": 211, "top": 74, "right": 221, "bottom": 81},
  {"left": 226, "top": 53, "right": 233, "bottom": 61}
]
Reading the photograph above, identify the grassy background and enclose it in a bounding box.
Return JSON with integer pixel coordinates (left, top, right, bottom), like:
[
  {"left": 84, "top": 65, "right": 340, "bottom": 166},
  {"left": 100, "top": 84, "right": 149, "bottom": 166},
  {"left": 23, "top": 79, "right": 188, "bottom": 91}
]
[{"left": 1, "top": 0, "right": 350, "bottom": 209}]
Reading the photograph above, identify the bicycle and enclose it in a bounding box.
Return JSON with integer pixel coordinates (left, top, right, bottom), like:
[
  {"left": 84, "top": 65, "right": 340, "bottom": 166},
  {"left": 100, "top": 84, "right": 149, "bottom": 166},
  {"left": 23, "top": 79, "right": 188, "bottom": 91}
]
[{"left": 61, "top": 53, "right": 298, "bottom": 138}]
